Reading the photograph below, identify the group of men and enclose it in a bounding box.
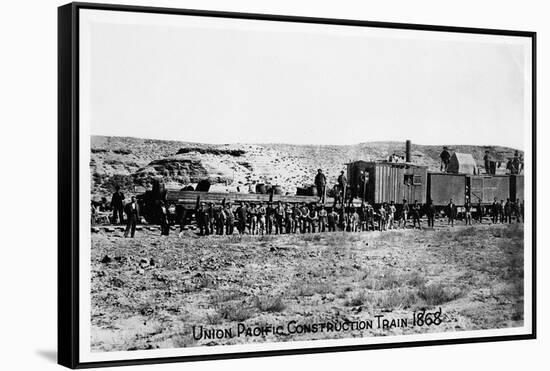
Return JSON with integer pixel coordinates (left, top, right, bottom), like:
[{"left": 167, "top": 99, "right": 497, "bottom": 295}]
[
  {"left": 488, "top": 197, "right": 524, "bottom": 224},
  {"left": 191, "top": 198, "right": 444, "bottom": 237}
]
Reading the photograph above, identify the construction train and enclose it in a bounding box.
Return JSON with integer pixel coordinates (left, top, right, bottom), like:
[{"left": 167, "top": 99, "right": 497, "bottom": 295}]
[{"left": 137, "top": 141, "right": 524, "bottom": 224}]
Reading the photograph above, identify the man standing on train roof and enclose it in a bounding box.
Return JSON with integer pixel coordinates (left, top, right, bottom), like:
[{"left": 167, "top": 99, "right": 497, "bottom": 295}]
[
  {"left": 315, "top": 169, "right": 327, "bottom": 204},
  {"left": 440, "top": 146, "right": 451, "bottom": 172},
  {"left": 337, "top": 170, "right": 347, "bottom": 203},
  {"left": 512, "top": 150, "right": 522, "bottom": 174},
  {"left": 484, "top": 150, "right": 491, "bottom": 175},
  {"left": 446, "top": 198, "right": 456, "bottom": 227},
  {"left": 111, "top": 185, "right": 125, "bottom": 224}
]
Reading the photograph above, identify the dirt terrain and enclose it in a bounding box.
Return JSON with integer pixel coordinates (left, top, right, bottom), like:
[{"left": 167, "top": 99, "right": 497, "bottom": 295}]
[{"left": 90, "top": 222, "right": 524, "bottom": 352}]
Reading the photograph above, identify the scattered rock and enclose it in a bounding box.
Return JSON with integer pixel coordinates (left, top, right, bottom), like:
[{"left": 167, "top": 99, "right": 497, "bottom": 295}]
[{"left": 101, "top": 255, "right": 112, "bottom": 264}]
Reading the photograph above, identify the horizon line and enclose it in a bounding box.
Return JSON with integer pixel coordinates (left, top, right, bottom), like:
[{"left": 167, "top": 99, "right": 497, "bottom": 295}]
[{"left": 90, "top": 134, "right": 523, "bottom": 151}]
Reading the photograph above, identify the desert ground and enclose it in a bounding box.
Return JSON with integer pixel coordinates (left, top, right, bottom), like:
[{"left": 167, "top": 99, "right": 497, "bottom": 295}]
[{"left": 90, "top": 221, "right": 524, "bottom": 352}]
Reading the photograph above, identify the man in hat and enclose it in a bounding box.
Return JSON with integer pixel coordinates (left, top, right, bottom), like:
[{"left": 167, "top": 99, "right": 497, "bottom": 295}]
[
  {"left": 196, "top": 202, "right": 210, "bottom": 236},
  {"left": 319, "top": 205, "right": 328, "bottom": 232},
  {"left": 111, "top": 185, "right": 125, "bottom": 224},
  {"left": 446, "top": 198, "right": 456, "bottom": 227},
  {"left": 257, "top": 202, "right": 266, "bottom": 235},
  {"left": 484, "top": 151, "right": 492, "bottom": 175},
  {"left": 266, "top": 202, "right": 275, "bottom": 234},
  {"left": 224, "top": 202, "right": 235, "bottom": 235},
  {"left": 314, "top": 169, "right": 327, "bottom": 204},
  {"left": 327, "top": 207, "right": 339, "bottom": 232},
  {"left": 123, "top": 196, "right": 139, "bottom": 238},
  {"left": 464, "top": 198, "right": 473, "bottom": 225},
  {"left": 426, "top": 199, "right": 436, "bottom": 227},
  {"left": 400, "top": 199, "right": 409, "bottom": 228},
  {"left": 214, "top": 202, "right": 226, "bottom": 235},
  {"left": 275, "top": 201, "right": 285, "bottom": 234},
  {"left": 440, "top": 146, "right": 451, "bottom": 172},
  {"left": 411, "top": 200, "right": 422, "bottom": 229}
]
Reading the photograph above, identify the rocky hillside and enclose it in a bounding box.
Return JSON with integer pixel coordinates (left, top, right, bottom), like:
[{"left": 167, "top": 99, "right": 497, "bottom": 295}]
[{"left": 90, "top": 135, "right": 520, "bottom": 199}]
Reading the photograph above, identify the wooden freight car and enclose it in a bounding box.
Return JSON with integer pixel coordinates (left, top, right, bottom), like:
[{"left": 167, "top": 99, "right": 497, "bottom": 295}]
[
  {"left": 428, "top": 173, "right": 512, "bottom": 206},
  {"left": 427, "top": 173, "right": 467, "bottom": 206},
  {"left": 347, "top": 161, "right": 427, "bottom": 205},
  {"left": 469, "top": 175, "right": 510, "bottom": 204}
]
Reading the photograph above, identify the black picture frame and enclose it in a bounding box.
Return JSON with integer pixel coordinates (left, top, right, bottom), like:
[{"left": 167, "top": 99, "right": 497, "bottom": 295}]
[{"left": 58, "top": 2, "right": 537, "bottom": 368}]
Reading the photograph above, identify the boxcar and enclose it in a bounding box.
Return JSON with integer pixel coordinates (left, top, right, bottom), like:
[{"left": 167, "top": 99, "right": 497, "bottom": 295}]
[
  {"left": 347, "top": 161, "right": 427, "bottom": 205},
  {"left": 468, "top": 175, "right": 510, "bottom": 204},
  {"left": 427, "top": 173, "right": 467, "bottom": 206}
]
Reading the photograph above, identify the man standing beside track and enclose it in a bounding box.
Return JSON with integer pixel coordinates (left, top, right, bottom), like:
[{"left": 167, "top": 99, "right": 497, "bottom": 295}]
[
  {"left": 401, "top": 199, "right": 409, "bottom": 229},
  {"left": 476, "top": 199, "right": 484, "bottom": 223},
  {"left": 412, "top": 200, "right": 422, "bottom": 229},
  {"left": 224, "top": 202, "right": 235, "bottom": 235},
  {"left": 491, "top": 197, "right": 499, "bottom": 224},
  {"left": 257, "top": 202, "right": 266, "bottom": 235},
  {"left": 446, "top": 199, "right": 456, "bottom": 227},
  {"left": 464, "top": 199, "right": 473, "bottom": 225},
  {"left": 426, "top": 199, "right": 436, "bottom": 227},
  {"left": 123, "top": 196, "right": 139, "bottom": 238},
  {"left": 266, "top": 202, "right": 275, "bottom": 234},
  {"left": 111, "top": 185, "right": 125, "bottom": 224}
]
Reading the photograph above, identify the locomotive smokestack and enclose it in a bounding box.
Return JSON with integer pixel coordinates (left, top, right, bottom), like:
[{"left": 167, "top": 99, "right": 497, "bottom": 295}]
[{"left": 405, "top": 140, "right": 411, "bottom": 162}]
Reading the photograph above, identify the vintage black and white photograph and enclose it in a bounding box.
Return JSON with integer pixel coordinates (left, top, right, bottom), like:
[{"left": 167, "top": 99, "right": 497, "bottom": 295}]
[{"left": 60, "top": 3, "right": 535, "bottom": 366}]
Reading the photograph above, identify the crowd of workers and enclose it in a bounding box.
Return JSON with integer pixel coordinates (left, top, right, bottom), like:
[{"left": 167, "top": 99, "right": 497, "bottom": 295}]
[{"left": 188, "top": 196, "right": 523, "bottom": 237}]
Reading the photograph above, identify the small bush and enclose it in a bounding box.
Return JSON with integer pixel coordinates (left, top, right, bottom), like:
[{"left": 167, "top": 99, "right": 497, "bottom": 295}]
[
  {"left": 294, "top": 282, "right": 333, "bottom": 297},
  {"left": 218, "top": 304, "right": 253, "bottom": 322},
  {"left": 253, "top": 296, "right": 286, "bottom": 313},
  {"left": 375, "top": 288, "right": 418, "bottom": 310},
  {"left": 344, "top": 291, "right": 367, "bottom": 307},
  {"left": 418, "top": 283, "right": 462, "bottom": 305}
]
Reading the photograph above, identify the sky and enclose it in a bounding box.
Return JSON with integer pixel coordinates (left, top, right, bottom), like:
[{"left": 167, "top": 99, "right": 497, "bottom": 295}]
[{"left": 81, "top": 10, "right": 532, "bottom": 149}]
